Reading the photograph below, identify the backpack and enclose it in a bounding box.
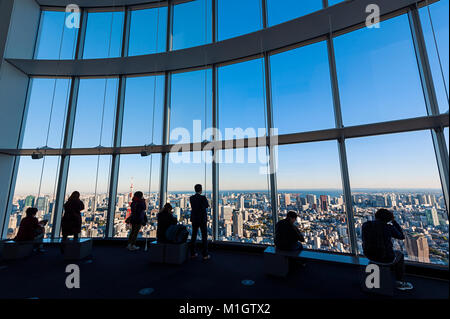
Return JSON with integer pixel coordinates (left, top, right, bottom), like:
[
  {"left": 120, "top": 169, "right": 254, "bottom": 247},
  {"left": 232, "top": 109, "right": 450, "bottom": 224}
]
[{"left": 165, "top": 224, "right": 189, "bottom": 244}]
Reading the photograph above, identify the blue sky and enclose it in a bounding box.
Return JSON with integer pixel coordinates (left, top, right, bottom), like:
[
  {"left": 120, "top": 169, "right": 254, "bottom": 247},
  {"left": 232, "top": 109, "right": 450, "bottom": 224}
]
[{"left": 13, "top": 0, "right": 449, "bottom": 195}]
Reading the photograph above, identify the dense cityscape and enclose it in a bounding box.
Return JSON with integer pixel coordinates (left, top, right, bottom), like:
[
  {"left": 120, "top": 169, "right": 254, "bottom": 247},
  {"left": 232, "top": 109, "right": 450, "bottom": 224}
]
[{"left": 8, "top": 188, "right": 448, "bottom": 265}]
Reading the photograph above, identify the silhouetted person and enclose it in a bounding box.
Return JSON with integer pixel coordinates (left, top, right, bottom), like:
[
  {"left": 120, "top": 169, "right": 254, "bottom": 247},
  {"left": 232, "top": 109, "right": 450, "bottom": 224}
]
[
  {"left": 15, "top": 207, "right": 47, "bottom": 252},
  {"left": 274, "top": 210, "right": 305, "bottom": 251},
  {"left": 61, "top": 191, "right": 84, "bottom": 253},
  {"left": 362, "top": 208, "right": 413, "bottom": 291},
  {"left": 126, "top": 191, "right": 147, "bottom": 251},
  {"left": 189, "top": 184, "right": 210, "bottom": 260},
  {"left": 157, "top": 203, "right": 177, "bottom": 243}
]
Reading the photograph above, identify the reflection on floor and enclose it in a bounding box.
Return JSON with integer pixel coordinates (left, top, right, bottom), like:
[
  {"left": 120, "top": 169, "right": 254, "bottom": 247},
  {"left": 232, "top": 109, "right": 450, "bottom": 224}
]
[{"left": 0, "top": 245, "right": 448, "bottom": 299}]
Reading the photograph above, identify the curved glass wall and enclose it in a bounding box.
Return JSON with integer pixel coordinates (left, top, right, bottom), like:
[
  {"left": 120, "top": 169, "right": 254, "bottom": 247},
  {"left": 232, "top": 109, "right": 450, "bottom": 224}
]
[
  {"left": 419, "top": 0, "right": 449, "bottom": 114},
  {"left": 4, "top": 1, "right": 449, "bottom": 267},
  {"left": 34, "top": 10, "right": 79, "bottom": 60},
  {"left": 128, "top": 5, "right": 167, "bottom": 56}
]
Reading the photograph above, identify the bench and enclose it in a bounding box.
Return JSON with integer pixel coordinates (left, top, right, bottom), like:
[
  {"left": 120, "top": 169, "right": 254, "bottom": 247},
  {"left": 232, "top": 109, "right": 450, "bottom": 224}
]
[
  {"left": 264, "top": 246, "right": 369, "bottom": 277},
  {"left": 0, "top": 241, "right": 34, "bottom": 260},
  {"left": 148, "top": 241, "right": 188, "bottom": 265},
  {"left": 43, "top": 238, "right": 93, "bottom": 260}
]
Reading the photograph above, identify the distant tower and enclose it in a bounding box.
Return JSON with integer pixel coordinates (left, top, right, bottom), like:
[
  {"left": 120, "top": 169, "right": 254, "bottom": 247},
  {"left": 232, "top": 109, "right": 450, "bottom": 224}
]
[{"left": 125, "top": 179, "right": 134, "bottom": 220}]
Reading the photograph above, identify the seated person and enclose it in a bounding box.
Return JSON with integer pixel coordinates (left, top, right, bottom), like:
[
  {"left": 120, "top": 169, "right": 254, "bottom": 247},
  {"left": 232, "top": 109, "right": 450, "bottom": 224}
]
[
  {"left": 156, "top": 203, "right": 177, "bottom": 243},
  {"left": 274, "top": 210, "right": 305, "bottom": 251},
  {"left": 362, "top": 208, "right": 413, "bottom": 291},
  {"left": 14, "top": 207, "right": 47, "bottom": 252}
]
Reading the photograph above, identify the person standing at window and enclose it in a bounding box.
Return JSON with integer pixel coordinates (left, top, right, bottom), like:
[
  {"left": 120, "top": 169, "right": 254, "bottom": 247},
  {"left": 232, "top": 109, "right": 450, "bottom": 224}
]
[{"left": 126, "top": 191, "right": 147, "bottom": 251}]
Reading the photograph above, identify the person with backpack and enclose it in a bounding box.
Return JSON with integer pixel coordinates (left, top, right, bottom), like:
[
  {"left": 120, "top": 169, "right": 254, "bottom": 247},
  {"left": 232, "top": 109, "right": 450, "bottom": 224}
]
[
  {"left": 157, "top": 203, "right": 177, "bottom": 243},
  {"left": 157, "top": 203, "right": 189, "bottom": 244},
  {"left": 362, "top": 208, "right": 413, "bottom": 291},
  {"left": 126, "top": 191, "right": 147, "bottom": 251}
]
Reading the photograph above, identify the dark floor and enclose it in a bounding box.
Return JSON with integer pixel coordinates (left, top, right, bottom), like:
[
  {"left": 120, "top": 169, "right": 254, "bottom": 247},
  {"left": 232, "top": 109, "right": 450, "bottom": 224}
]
[{"left": 0, "top": 245, "right": 448, "bottom": 299}]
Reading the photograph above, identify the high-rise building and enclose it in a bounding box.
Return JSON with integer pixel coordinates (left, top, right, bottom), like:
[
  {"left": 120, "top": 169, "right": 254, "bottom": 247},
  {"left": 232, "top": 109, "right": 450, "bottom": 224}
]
[
  {"left": 232, "top": 210, "right": 243, "bottom": 237},
  {"left": 405, "top": 234, "right": 430, "bottom": 263},
  {"left": 426, "top": 207, "right": 440, "bottom": 227},
  {"left": 284, "top": 194, "right": 291, "bottom": 206},
  {"left": 238, "top": 195, "right": 245, "bottom": 211},
  {"left": 320, "top": 195, "right": 328, "bottom": 211},
  {"left": 24, "top": 195, "right": 35, "bottom": 208}
]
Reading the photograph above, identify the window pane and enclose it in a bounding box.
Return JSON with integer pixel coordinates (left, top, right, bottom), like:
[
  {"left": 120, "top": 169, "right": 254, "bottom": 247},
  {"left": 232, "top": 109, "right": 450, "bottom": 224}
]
[
  {"left": 445, "top": 127, "right": 449, "bottom": 154},
  {"left": 72, "top": 78, "right": 118, "bottom": 148},
  {"left": 218, "top": 59, "right": 266, "bottom": 140},
  {"left": 168, "top": 151, "right": 212, "bottom": 239},
  {"left": 35, "top": 11, "right": 78, "bottom": 60},
  {"left": 128, "top": 6, "right": 167, "bottom": 56},
  {"left": 170, "top": 69, "right": 212, "bottom": 144},
  {"left": 22, "top": 78, "right": 71, "bottom": 149},
  {"left": 346, "top": 131, "right": 448, "bottom": 265},
  {"left": 122, "top": 75, "right": 164, "bottom": 146},
  {"left": 217, "top": 0, "right": 262, "bottom": 41},
  {"left": 173, "top": 0, "right": 211, "bottom": 50},
  {"left": 8, "top": 156, "right": 61, "bottom": 239},
  {"left": 114, "top": 154, "right": 161, "bottom": 238},
  {"left": 218, "top": 147, "right": 272, "bottom": 244},
  {"left": 83, "top": 11, "right": 124, "bottom": 59},
  {"left": 271, "top": 42, "right": 335, "bottom": 135},
  {"left": 65, "top": 155, "right": 112, "bottom": 238},
  {"left": 420, "top": 0, "right": 449, "bottom": 114},
  {"left": 276, "top": 141, "right": 350, "bottom": 253},
  {"left": 328, "top": 0, "right": 345, "bottom": 6},
  {"left": 334, "top": 15, "right": 427, "bottom": 126},
  {"left": 267, "top": 0, "right": 322, "bottom": 27}
]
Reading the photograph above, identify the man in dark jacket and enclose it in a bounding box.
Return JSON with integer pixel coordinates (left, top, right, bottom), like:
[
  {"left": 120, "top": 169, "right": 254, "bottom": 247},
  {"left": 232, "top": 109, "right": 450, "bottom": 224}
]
[
  {"left": 189, "top": 184, "right": 210, "bottom": 260},
  {"left": 362, "top": 208, "right": 413, "bottom": 291},
  {"left": 274, "top": 210, "right": 305, "bottom": 251}
]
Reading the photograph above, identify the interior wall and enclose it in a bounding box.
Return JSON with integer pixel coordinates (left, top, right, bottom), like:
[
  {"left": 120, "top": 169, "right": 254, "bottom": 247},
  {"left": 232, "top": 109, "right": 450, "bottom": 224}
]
[{"left": 0, "top": 0, "right": 40, "bottom": 238}]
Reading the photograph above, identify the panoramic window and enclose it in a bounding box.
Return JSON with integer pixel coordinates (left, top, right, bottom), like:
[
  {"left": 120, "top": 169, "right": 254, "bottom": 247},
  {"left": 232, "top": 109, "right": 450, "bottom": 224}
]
[
  {"left": 65, "top": 155, "right": 112, "bottom": 238},
  {"left": 173, "top": 0, "right": 212, "bottom": 50},
  {"left": 218, "top": 147, "right": 272, "bottom": 244},
  {"left": 218, "top": 59, "right": 267, "bottom": 140},
  {"left": 266, "top": 0, "right": 322, "bottom": 27},
  {"left": 128, "top": 6, "right": 167, "bottom": 56},
  {"left": 21, "top": 78, "right": 71, "bottom": 149},
  {"left": 72, "top": 78, "right": 118, "bottom": 148},
  {"left": 83, "top": 10, "right": 124, "bottom": 59},
  {"left": 35, "top": 10, "right": 79, "bottom": 60},
  {"left": 334, "top": 15, "right": 427, "bottom": 126},
  {"left": 276, "top": 141, "right": 349, "bottom": 253},
  {"left": 8, "top": 156, "right": 61, "bottom": 239},
  {"left": 168, "top": 151, "right": 213, "bottom": 239},
  {"left": 346, "top": 130, "right": 448, "bottom": 265},
  {"left": 114, "top": 154, "right": 161, "bottom": 238},
  {"left": 121, "top": 75, "right": 164, "bottom": 147},
  {"left": 170, "top": 69, "right": 212, "bottom": 144},
  {"left": 270, "top": 41, "right": 335, "bottom": 135},
  {"left": 420, "top": 0, "right": 449, "bottom": 114},
  {"left": 217, "top": 0, "right": 262, "bottom": 41}
]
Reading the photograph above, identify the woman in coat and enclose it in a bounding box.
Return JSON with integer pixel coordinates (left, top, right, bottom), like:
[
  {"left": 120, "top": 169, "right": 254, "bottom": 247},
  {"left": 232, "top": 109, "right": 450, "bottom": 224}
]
[
  {"left": 61, "top": 191, "right": 84, "bottom": 242},
  {"left": 126, "top": 191, "right": 147, "bottom": 251}
]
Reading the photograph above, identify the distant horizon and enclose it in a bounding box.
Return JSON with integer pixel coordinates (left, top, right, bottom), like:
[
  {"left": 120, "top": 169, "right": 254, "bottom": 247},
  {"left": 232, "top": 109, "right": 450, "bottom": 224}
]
[{"left": 13, "top": 187, "right": 444, "bottom": 197}]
